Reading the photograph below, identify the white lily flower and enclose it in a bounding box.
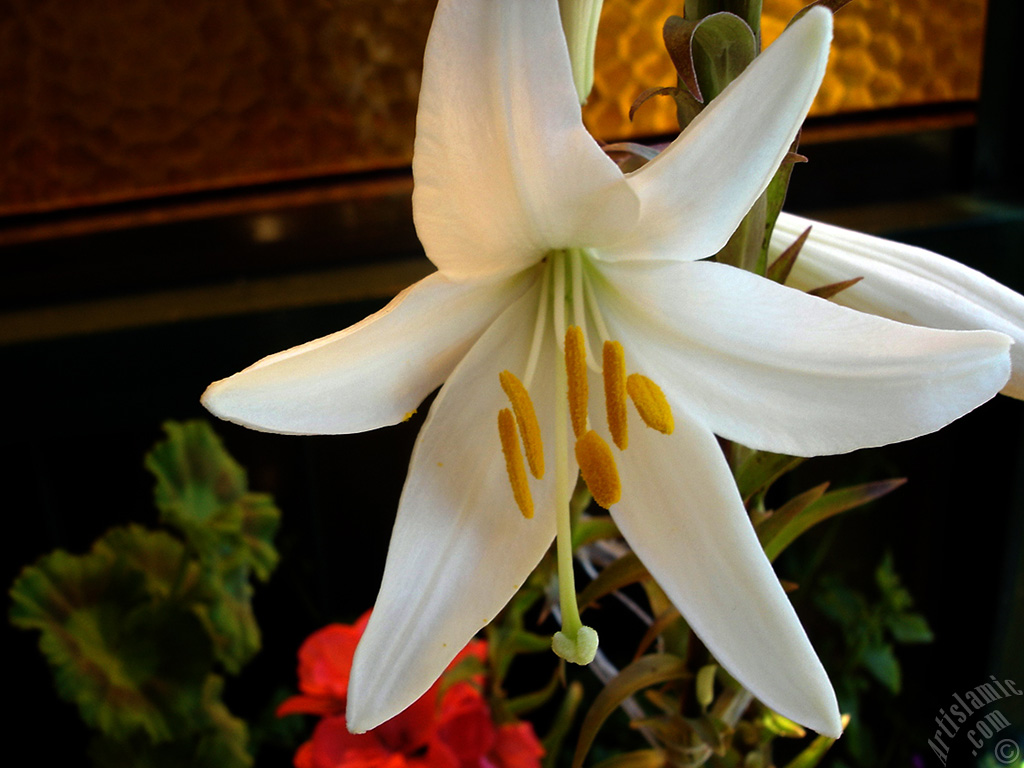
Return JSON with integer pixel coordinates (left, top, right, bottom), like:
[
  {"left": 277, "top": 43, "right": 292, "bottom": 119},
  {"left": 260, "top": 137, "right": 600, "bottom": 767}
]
[
  {"left": 778, "top": 211, "right": 1024, "bottom": 399},
  {"left": 202, "top": 0, "right": 1010, "bottom": 740}
]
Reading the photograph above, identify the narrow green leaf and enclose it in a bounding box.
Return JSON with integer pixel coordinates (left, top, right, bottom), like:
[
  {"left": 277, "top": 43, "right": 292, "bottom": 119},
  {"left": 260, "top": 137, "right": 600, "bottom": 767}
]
[
  {"left": 591, "top": 750, "right": 667, "bottom": 768},
  {"left": 507, "top": 670, "right": 562, "bottom": 716},
  {"left": 577, "top": 552, "right": 650, "bottom": 613},
  {"left": 630, "top": 86, "right": 682, "bottom": 121},
  {"left": 633, "top": 606, "right": 682, "bottom": 660},
  {"left": 807, "top": 276, "right": 864, "bottom": 299},
  {"left": 734, "top": 451, "right": 803, "bottom": 503},
  {"left": 572, "top": 655, "right": 690, "bottom": 768},
  {"left": 766, "top": 225, "right": 811, "bottom": 284},
  {"left": 757, "top": 482, "right": 828, "bottom": 546},
  {"left": 781, "top": 715, "right": 847, "bottom": 768},
  {"left": 572, "top": 516, "right": 621, "bottom": 551},
  {"left": 762, "top": 479, "right": 905, "bottom": 561},
  {"left": 543, "top": 682, "right": 584, "bottom": 768}
]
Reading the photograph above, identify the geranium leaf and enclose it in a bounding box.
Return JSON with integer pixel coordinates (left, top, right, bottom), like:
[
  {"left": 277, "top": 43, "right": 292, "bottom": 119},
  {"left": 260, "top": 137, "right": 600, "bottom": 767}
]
[
  {"left": 145, "top": 421, "right": 280, "bottom": 671},
  {"left": 147, "top": 420, "right": 247, "bottom": 530},
  {"left": 10, "top": 526, "right": 213, "bottom": 742}
]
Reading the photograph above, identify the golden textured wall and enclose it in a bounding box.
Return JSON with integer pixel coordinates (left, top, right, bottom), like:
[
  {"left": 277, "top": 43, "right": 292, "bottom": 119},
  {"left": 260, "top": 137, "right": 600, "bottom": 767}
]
[
  {"left": 587, "top": 0, "right": 989, "bottom": 137},
  {"left": 0, "top": 0, "right": 989, "bottom": 217}
]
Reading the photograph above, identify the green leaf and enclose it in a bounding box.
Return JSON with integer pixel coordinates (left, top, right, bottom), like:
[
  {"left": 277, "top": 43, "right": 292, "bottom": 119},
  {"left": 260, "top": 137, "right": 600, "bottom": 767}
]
[
  {"left": 591, "top": 750, "right": 667, "bottom": 768},
  {"left": 781, "top": 716, "right": 847, "bottom": 768},
  {"left": 9, "top": 526, "right": 213, "bottom": 742},
  {"left": 543, "top": 681, "right": 584, "bottom": 768},
  {"left": 760, "top": 479, "right": 905, "bottom": 561},
  {"left": 807, "top": 276, "right": 864, "bottom": 299},
  {"left": 664, "top": 13, "right": 756, "bottom": 104},
  {"left": 88, "top": 676, "right": 252, "bottom": 768},
  {"left": 577, "top": 552, "right": 650, "bottom": 613},
  {"left": 572, "top": 655, "right": 690, "bottom": 768},
  {"left": 734, "top": 451, "right": 803, "bottom": 503},
  {"left": 765, "top": 219, "right": 810, "bottom": 285},
  {"left": 685, "top": 0, "right": 763, "bottom": 36},
  {"left": 757, "top": 482, "right": 828, "bottom": 558},
  {"left": 861, "top": 642, "right": 901, "bottom": 693},
  {"left": 572, "top": 516, "right": 621, "bottom": 551},
  {"left": 147, "top": 420, "right": 247, "bottom": 530},
  {"left": 146, "top": 421, "right": 281, "bottom": 671},
  {"left": 506, "top": 670, "right": 562, "bottom": 716},
  {"left": 759, "top": 142, "right": 806, "bottom": 271},
  {"left": 885, "top": 613, "right": 934, "bottom": 644}
]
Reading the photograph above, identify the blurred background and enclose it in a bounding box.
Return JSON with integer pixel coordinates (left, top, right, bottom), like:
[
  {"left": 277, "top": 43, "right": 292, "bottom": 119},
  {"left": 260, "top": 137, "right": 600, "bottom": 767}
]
[{"left": 2, "top": 0, "right": 1021, "bottom": 764}]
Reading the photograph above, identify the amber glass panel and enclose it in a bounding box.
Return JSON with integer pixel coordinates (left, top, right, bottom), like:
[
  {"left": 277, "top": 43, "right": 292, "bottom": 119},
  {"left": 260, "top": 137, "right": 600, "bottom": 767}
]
[
  {"left": 0, "top": 0, "right": 436, "bottom": 216},
  {"left": 0, "top": 0, "right": 988, "bottom": 217},
  {"left": 586, "top": 0, "right": 988, "bottom": 138}
]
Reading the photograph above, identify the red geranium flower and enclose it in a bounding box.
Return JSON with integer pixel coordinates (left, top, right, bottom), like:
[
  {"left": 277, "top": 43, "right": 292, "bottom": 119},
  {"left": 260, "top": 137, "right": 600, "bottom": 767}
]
[{"left": 279, "top": 613, "right": 543, "bottom": 768}]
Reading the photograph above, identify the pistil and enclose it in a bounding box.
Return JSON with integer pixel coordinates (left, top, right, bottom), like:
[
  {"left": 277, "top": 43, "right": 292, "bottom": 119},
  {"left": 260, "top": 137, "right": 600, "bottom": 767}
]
[{"left": 551, "top": 328, "right": 599, "bottom": 664}]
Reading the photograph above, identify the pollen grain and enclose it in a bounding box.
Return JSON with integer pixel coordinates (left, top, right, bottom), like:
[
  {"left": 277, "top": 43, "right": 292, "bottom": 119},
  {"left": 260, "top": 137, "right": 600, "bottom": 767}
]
[
  {"left": 602, "top": 341, "right": 628, "bottom": 450},
  {"left": 498, "top": 408, "right": 534, "bottom": 519},
  {"left": 499, "top": 370, "right": 545, "bottom": 478},
  {"left": 574, "top": 430, "right": 621, "bottom": 508},
  {"left": 565, "top": 326, "right": 589, "bottom": 439},
  {"left": 627, "top": 374, "right": 674, "bottom": 435}
]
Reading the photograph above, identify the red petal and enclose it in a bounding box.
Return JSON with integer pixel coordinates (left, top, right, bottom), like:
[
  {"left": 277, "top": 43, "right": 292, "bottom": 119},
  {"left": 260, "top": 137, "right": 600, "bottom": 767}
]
[{"left": 489, "top": 724, "right": 544, "bottom": 768}]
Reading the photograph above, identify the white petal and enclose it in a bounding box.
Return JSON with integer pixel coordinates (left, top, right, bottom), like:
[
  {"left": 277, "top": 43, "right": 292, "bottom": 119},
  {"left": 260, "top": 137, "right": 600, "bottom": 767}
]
[
  {"left": 597, "top": 259, "right": 1010, "bottom": 456},
  {"left": 413, "top": 0, "right": 639, "bottom": 278},
  {"left": 779, "top": 211, "right": 1024, "bottom": 399},
  {"left": 202, "top": 270, "right": 532, "bottom": 434},
  {"left": 610, "top": 413, "right": 842, "bottom": 736},
  {"left": 598, "top": 7, "right": 832, "bottom": 263},
  {"left": 347, "top": 281, "right": 558, "bottom": 733}
]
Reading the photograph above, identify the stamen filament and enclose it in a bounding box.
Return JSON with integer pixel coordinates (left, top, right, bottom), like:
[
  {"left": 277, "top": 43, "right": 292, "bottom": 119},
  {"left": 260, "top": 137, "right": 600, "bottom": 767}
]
[
  {"left": 570, "top": 250, "right": 601, "bottom": 374},
  {"left": 627, "top": 373, "right": 675, "bottom": 434},
  {"left": 553, "top": 252, "right": 567, "bottom": 355},
  {"left": 523, "top": 263, "right": 551, "bottom": 388},
  {"left": 498, "top": 408, "right": 534, "bottom": 519},
  {"left": 575, "top": 430, "right": 622, "bottom": 508},
  {"left": 500, "top": 370, "right": 544, "bottom": 478},
  {"left": 581, "top": 266, "right": 612, "bottom": 343},
  {"left": 602, "top": 341, "right": 629, "bottom": 450},
  {"left": 564, "top": 326, "right": 589, "bottom": 439}
]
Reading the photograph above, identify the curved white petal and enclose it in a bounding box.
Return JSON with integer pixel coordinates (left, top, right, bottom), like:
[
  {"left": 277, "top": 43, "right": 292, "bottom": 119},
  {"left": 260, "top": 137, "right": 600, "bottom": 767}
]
[
  {"left": 596, "top": 259, "right": 1010, "bottom": 456},
  {"left": 347, "top": 281, "right": 558, "bottom": 733},
  {"left": 779, "top": 212, "right": 1024, "bottom": 399},
  {"left": 202, "top": 270, "right": 533, "bottom": 434},
  {"left": 608, "top": 413, "right": 841, "bottom": 737},
  {"left": 597, "top": 7, "right": 832, "bottom": 263},
  {"left": 413, "top": 0, "right": 639, "bottom": 279}
]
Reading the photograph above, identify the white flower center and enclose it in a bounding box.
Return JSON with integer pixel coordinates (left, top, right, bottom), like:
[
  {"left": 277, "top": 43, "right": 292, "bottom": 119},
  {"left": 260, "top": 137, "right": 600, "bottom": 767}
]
[{"left": 494, "top": 249, "right": 675, "bottom": 665}]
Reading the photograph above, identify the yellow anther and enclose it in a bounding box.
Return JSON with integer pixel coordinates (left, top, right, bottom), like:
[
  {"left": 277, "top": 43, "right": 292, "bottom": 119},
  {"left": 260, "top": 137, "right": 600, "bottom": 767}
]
[
  {"left": 498, "top": 409, "right": 534, "bottom": 519},
  {"left": 602, "top": 340, "right": 628, "bottom": 450},
  {"left": 499, "top": 370, "right": 544, "bottom": 479},
  {"left": 627, "top": 373, "right": 675, "bottom": 435},
  {"left": 574, "top": 430, "right": 621, "bottom": 508},
  {"left": 565, "top": 326, "right": 589, "bottom": 439}
]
